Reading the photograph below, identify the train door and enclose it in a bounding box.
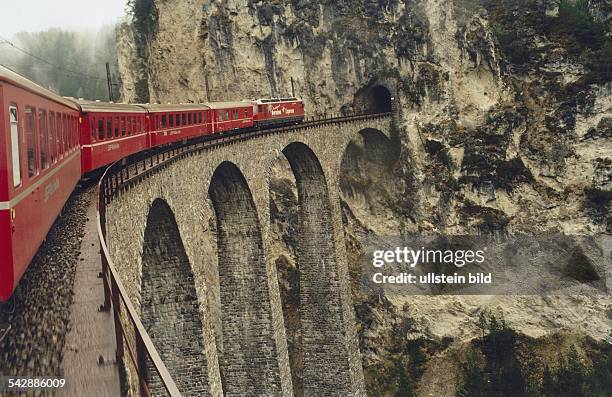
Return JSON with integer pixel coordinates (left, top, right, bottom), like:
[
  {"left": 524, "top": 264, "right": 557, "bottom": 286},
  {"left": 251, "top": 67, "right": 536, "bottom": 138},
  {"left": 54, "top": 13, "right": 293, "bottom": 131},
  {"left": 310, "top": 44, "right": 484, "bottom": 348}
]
[{"left": 9, "top": 105, "right": 21, "bottom": 188}]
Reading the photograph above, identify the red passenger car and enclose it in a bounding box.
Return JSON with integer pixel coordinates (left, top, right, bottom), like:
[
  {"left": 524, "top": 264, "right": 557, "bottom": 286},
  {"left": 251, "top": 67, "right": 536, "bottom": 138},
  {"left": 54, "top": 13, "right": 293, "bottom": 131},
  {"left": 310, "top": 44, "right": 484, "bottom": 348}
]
[
  {"left": 252, "top": 97, "right": 304, "bottom": 127},
  {"left": 145, "top": 103, "right": 210, "bottom": 146},
  {"left": 208, "top": 101, "right": 254, "bottom": 134},
  {"left": 0, "top": 65, "right": 81, "bottom": 301},
  {"left": 77, "top": 100, "right": 148, "bottom": 173}
]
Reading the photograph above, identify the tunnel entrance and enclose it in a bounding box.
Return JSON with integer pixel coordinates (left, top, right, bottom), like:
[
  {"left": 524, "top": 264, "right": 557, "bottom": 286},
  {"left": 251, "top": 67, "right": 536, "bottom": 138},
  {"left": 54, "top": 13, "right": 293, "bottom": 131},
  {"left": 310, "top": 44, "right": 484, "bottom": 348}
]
[
  {"left": 353, "top": 84, "right": 392, "bottom": 114},
  {"left": 141, "top": 199, "right": 209, "bottom": 396}
]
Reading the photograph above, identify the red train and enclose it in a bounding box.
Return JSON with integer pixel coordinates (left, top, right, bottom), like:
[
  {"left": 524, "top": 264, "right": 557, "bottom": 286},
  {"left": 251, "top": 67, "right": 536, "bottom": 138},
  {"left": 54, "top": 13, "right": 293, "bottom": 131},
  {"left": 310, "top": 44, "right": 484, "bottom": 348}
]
[{"left": 0, "top": 64, "right": 305, "bottom": 301}]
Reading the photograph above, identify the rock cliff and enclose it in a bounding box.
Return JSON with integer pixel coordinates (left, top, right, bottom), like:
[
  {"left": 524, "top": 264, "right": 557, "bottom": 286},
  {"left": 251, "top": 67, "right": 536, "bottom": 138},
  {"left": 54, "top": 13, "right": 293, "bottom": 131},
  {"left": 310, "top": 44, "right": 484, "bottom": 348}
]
[{"left": 117, "top": 0, "right": 611, "bottom": 395}]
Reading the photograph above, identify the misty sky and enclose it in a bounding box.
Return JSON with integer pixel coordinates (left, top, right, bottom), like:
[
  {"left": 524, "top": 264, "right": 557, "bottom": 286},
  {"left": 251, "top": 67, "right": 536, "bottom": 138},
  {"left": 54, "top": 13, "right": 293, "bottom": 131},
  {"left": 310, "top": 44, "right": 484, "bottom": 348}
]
[{"left": 0, "top": 0, "right": 128, "bottom": 38}]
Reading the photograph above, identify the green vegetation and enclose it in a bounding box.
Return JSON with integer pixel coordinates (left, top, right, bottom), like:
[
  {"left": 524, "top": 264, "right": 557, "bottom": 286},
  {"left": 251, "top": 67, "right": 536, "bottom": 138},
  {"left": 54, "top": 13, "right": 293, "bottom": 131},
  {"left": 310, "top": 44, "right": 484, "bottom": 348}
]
[
  {"left": 457, "top": 310, "right": 612, "bottom": 397},
  {"left": 457, "top": 310, "right": 526, "bottom": 396},
  {"left": 555, "top": 0, "right": 609, "bottom": 81},
  {"left": 490, "top": 23, "right": 530, "bottom": 64},
  {"left": 485, "top": 0, "right": 610, "bottom": 81},
  {"left": 556, "top": 0, "right": 606, "bottom": 47}
]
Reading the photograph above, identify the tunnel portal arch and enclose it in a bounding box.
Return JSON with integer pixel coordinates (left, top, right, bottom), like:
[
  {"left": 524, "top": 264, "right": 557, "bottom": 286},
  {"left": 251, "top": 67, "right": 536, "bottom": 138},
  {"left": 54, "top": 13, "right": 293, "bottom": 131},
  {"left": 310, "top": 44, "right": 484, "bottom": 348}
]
[{"left": 353, "top": 84, "right": 393, "bottom": 114}]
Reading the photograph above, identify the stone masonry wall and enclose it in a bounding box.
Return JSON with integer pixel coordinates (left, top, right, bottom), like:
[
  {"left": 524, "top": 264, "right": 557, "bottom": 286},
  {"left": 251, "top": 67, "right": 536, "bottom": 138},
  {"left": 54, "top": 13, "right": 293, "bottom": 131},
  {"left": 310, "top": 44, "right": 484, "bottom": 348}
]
[
  {"left": 141, "top": 199, "right": 210, "bottom": 396},
  {"left": 104, "top": 116, "right": 392, "bottom": 396},
  {"left": 209, "top": 162, "right": 286, "bottom": 395}
]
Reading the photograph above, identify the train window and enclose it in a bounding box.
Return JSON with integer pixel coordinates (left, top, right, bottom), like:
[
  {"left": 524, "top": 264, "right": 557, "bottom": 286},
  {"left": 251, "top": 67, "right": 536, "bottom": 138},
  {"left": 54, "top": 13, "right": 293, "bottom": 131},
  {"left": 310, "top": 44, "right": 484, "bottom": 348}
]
[
  {"left": 56, "top": 114, "right": 63, "bottom": 158},
  {"left": 226, "top": 110, "right": 230, "bottom": 120},
  {"left": 98, "top": 118, "right": 105, "bottom": 141},
  {"left": 72, "top": 116, "right": 76, "bottom": 148},
  {"left": 38, "top": 109, "right": 49, "bottom": 169},
  {"left": 169, "top": 114, "right": 174, "bottom": 127},
  {"left": 67, "top": 117, "right": 72, "bottom": 150},
  {"left": 68, "top": 116, "right": 73, "bottom": 150},
  {"left": 72, "top": 116, "right": 79, "bottom": 149},
  {"left": 90, "top": 116, "right": 96, "bottom": 142},
  {"left": 182, "top": 113, "right": 187, "bottom": 125},
  {"left": 49, "top": 111, "right": 56, "bottom": 164},
  {"left": 9, "top": 105, "right": 21, "bottom": 187},
  {"left": 69, "top": 117, "right": 74, "bottom": 149},
  {"left": 198, "top": 112, "right": 203, "bottom": 124},
  {"left": 188, "top": 113, "right": 192, "bottom": 125},
  {"left": 106, "top": 118, "right": 112, "bottom": 139},
  {"left": 66, "top": 116, "right": 71, "bottom": 150},
  {"left": 63, "top": 114, "right": 68, "bottom": 153},
  {"left": 121, "top": 116, "right": 127, "bottom": 136},
  {"left": 113, "top": 116, "right": 119, "bottom": 138},
  {"left": 161, "top": 114, "right": 167, "bottom": 128},
  {"left": 24, "top": 107, "right": 38, "bottom": 178}
]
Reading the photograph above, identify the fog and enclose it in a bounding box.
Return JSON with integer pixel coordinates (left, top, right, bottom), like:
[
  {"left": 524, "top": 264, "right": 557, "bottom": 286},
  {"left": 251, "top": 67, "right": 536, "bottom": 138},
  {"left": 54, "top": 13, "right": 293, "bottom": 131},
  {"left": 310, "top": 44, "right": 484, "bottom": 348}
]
[{"left": 0, "top": 26, "right": 121, "bottom": 100}]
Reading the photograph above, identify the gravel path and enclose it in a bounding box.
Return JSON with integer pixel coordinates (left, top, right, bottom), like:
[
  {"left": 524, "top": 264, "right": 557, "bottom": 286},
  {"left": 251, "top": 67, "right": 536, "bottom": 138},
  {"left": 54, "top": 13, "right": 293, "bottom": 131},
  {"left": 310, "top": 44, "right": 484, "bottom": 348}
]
[{"left": 0, "top": 186, "right": 93, "bottom": 376}]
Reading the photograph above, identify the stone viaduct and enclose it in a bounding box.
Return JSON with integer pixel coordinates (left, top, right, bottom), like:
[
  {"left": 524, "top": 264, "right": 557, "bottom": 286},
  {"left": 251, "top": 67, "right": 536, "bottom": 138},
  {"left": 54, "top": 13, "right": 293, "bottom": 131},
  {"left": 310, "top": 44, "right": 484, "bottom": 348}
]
[{"left": 104, "top": 113, "right": 394, "bottom": 396}]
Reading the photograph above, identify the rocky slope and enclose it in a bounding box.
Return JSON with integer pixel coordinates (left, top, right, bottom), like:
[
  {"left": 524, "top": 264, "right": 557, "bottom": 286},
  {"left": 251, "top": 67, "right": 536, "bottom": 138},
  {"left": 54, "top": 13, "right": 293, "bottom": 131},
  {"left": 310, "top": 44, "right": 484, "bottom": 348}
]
[{"left": 117, "top": 0, "right": 611, "bottom": 395}]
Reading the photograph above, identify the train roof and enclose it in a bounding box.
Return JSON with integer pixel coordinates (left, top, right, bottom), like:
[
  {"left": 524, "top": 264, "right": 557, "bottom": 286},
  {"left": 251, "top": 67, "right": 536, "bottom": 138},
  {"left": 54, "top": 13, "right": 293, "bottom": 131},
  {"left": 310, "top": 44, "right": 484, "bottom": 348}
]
[
  {"left": 142, "top": 103, "right": 210, "bottom": 112},
  {"left": 253, "top": 97, "right": 301, "bottom": 104},
  {"left": 71, "top": 99, "right": 146, "bottom": 113},
  {"left": 0, "top": 64, "right": 80, "bottom": 110},
  {"left": 205, "top": 101, "right": 252, "bottom": 109}
]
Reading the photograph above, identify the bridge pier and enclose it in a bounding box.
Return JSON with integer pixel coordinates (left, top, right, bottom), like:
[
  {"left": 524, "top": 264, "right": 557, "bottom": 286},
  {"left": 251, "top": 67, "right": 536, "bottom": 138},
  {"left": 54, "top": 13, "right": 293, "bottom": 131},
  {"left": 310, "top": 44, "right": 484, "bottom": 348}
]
[{"left": 209, "top": 162, "right": 292, "bottom": 396}]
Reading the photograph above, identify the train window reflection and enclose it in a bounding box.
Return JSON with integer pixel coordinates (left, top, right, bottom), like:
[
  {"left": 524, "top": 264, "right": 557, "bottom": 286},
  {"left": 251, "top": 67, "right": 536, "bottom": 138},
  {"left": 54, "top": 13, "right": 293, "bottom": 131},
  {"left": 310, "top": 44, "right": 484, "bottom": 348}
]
[
  {"left": 98, "top": 118, "right": 105, "bottom": 140},
  {"left": 38, "top": 109, "right": 48, "bottom": 169},
  {"left": 24, "top": 107, "right": 37, "bottom": 178},
  {"left": 49, "top": 111, "right": 56, "bottom": 163}
]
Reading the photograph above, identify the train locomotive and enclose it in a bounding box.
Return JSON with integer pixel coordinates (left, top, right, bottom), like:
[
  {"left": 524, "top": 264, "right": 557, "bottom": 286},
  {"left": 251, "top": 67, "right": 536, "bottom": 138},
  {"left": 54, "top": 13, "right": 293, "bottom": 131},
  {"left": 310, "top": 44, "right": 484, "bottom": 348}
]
[{"left": 0, "top": 64, "right": 304, "bottom": 301}]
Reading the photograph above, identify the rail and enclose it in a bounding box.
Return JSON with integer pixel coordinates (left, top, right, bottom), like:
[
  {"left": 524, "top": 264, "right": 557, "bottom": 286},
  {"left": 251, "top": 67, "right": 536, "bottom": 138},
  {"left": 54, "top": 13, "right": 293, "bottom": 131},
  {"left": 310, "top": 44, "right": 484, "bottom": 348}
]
[{"left": 96, "top": 111, "right": 391, "bottom": 395}]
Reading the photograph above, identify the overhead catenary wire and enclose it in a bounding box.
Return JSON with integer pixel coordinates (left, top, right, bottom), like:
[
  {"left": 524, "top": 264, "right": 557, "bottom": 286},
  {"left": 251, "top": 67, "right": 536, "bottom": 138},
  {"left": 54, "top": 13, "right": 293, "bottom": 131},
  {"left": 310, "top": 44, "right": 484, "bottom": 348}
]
[{"left": 0, "top": 36, "right": 122, "bottom": 84}]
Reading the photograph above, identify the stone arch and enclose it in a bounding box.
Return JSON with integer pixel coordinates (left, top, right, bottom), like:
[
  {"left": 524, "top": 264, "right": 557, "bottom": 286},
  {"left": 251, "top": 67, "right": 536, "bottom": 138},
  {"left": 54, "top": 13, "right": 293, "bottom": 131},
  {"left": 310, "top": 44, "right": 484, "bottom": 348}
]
[
  {"left": 208, "top": 161, "right": 285, "bottom": 395},
  {"left": 353, "top": 83, "right": 394, "bottom": 114},
  {"left": 281, "top": 142, "right": 354, "bottom": 394},
  {"left": 141, "top": 198, "right": 209, "bottom": 396}
]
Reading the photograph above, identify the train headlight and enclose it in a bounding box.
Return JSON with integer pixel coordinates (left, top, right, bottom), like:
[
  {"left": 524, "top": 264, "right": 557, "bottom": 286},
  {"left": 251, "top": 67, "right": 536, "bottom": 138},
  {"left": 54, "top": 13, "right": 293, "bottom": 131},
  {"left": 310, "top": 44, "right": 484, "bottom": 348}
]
[{"left": 10, "top": 208, "right": 16, "bottom": 220}]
